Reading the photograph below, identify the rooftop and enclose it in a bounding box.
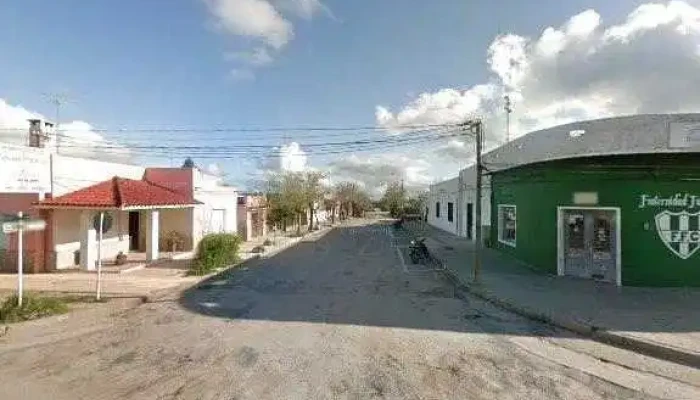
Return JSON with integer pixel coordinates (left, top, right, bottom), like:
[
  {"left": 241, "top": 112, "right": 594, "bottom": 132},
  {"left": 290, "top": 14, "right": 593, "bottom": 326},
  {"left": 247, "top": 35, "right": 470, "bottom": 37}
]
[{"left": 35, "top": 177, "right": 199, "bottom": 209}]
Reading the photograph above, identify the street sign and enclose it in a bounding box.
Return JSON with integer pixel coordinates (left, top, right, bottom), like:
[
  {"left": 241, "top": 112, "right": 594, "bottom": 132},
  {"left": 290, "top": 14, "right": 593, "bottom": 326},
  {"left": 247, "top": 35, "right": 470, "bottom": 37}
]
[
  {"left": 2, "top": 219, "right": 46, "bottom": 233},
  {"left": 4, "top": 212, "right": 46, "bottom": 307}
]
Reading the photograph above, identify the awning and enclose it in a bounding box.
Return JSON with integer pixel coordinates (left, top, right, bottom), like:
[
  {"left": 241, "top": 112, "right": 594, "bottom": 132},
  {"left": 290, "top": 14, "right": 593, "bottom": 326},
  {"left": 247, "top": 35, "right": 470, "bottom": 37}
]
[{"left": 34, "top": 177, "right": 200, "bottom": 210}]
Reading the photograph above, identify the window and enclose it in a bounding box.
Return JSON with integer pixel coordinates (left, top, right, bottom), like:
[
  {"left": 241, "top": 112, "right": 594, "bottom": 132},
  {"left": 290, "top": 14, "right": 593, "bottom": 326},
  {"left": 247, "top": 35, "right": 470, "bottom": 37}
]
[
  {"left": 435, "top": 202, "right": 440, "bottom": 218},
  {"left": 498, "top": 205, "right": 517, "bottom": 247},
  {"left": 447, "top": 202, "right": 454, "bottom": 222}
]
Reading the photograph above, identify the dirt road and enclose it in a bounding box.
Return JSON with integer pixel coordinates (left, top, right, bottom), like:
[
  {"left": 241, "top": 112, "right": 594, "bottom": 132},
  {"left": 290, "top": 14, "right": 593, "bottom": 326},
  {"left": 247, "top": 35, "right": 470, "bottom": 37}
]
[{"left": 0, "top": 221, "right": 690, "bottom": 399}]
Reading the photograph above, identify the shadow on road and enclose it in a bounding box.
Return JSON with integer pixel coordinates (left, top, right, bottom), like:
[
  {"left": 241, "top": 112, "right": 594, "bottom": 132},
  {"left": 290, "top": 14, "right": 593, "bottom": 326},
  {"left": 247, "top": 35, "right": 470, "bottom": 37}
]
[{"left": 178, "top": 223, "right": 568, "bottom": 337}]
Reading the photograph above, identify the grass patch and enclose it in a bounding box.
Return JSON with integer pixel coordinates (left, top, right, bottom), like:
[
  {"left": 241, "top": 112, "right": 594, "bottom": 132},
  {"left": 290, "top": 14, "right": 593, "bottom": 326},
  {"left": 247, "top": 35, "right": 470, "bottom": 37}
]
[{"left": 0, "top": 295, "right": 69, "bottom": 323}]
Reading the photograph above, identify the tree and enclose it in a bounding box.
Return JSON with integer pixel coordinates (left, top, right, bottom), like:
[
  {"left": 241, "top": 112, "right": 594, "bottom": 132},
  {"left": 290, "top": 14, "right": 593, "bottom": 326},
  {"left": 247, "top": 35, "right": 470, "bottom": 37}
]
[
  {"left": 403, "top": 191, "right": 428, "bottom": 217},
  {"left": 380, "top": 182, "right": 406, "bottom": 218},
  {"left": 335, "top": 182, "right": 372, "bottom": 219},
  {"left": 301, "top": 171, "right": 326, "bottom": 231},
  {"left": 264, "top": 171, "right": 326, "bottom": 234}
]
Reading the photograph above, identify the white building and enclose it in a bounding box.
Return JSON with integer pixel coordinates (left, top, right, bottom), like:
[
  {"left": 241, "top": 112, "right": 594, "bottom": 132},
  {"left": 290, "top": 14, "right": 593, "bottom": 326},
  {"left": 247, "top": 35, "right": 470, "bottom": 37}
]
[
  {"left": 0, "top": 121, "right": 239, "bottom": 272},
  {"left": 427, "top": 167, "right": 492, "bottom": 241}
]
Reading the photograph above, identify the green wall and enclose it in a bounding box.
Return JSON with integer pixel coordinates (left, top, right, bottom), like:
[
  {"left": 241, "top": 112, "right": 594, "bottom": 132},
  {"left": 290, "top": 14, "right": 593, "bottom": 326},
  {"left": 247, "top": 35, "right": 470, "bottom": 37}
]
[{"left": 491, "top": 156, "right": 700, "bottom": 287}]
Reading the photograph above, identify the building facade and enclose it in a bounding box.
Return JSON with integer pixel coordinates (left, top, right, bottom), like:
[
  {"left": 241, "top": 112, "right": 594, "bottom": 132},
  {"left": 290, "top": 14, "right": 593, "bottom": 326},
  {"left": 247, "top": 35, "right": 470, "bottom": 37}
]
[
  {"left": 0, "top": 121, "right": 239, "bottom": 272},
  {"left": 429, "top": 114, "right": 700, "bottom": 287},
  {"left": 237, "top": 194, "right": 268, "bottom": 241}
]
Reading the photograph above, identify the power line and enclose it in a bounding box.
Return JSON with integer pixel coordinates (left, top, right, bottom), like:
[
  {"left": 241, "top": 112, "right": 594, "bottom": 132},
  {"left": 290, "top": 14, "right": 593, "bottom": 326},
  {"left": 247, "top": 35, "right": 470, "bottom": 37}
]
[{"left": 54, "top": 131, "right": 465, "bottom": 159}]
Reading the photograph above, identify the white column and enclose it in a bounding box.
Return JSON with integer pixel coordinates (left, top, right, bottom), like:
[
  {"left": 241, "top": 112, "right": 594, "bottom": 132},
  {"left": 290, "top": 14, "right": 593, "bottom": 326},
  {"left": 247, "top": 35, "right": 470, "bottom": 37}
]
[
  {"left": 80, "top": 211, "right": 96, "bottom": 270},
  {"left": 146, "top": 210, "right": 160, "bottom": 261}
]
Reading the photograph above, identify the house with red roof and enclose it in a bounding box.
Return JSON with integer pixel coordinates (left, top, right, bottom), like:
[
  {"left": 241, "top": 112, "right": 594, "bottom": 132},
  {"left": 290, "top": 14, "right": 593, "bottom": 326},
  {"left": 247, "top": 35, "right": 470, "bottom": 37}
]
[{"left": 1, "top": 122, "right": 239, "bottom": 272}]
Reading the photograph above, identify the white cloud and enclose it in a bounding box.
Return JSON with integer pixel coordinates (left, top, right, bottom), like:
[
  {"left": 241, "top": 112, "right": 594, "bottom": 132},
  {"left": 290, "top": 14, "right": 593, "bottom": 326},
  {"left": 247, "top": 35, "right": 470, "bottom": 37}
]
[
  {"left": 329, "top": 154, "right": 433, "bottom": 197},
  {"left": 376, "top": 0, "right": 700, "bottom": 170},
  {"left": 260, "top": 141, "right": 308, "bottom": 172},
  {"left": 204, "top": 0, "right": 293, "bottom": 49},
  {"left": 273, "top": 0, "right": 333, "bottom": 20},
  {"left": 0, "top": 98, "right": 131, "bottom": 162},
  {"left": 204, "top": 0, "right": 332, "bottom": 78}
]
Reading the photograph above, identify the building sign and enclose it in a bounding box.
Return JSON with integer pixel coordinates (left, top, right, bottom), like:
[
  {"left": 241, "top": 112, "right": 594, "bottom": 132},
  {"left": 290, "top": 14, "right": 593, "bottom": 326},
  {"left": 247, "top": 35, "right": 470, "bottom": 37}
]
[
  {"left": 639, "top": 193, "right": 700, "bottom": 260},
  {"left": 638, "top": 193, "right": 700, "bottom": 209},
  {"left": 669, "top": 122, "right": 700, "bottom": 148},
  {"left": 0, "top": 144, "right": 50, "bottom": 193},
  {"left": 655, "top": 211, "right": 700, "bottom": 260}
]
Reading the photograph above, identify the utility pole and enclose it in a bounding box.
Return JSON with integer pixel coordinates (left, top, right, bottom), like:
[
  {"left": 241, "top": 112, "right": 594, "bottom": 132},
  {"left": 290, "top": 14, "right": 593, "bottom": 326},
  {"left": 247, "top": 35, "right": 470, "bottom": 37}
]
[
  {"left": 473, "top": 121, "right": 483, "bottom": 284},
  {"left": 504, "top": 94, "right": 512, "bottom": 143},
  {"left": 400, "top": 178, "right": 405, "bottom": 216}
]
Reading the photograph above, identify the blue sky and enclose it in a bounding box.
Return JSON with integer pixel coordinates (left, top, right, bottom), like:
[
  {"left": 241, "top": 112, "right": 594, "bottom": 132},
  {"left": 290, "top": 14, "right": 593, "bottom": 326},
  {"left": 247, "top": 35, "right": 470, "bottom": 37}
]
[{"left": 0, "top": 0, "right": 693, "bottom": 189}]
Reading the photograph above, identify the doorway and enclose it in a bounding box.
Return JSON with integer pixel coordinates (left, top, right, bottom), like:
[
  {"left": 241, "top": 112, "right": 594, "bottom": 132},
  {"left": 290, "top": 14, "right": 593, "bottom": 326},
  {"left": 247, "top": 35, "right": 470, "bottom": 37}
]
[
  {"left": 128, "top": 212, "right": 140, "bottom": 251},
  {"left": 558, "top": 207, "right": 620, "bottom": 285},
  {"left": 467, "top": 203, "right": 474, "bottom": 240}
]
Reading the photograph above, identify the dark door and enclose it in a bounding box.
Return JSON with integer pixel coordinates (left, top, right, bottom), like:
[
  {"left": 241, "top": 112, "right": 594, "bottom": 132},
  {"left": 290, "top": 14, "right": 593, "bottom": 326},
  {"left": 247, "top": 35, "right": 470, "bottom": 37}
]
[
  {"left": 467, "top": 203, "right": 474, "bottom": 240},
  {"left": 562, "top": 209, "right": 617, "bottom": 283},
  {"left": 128, "top": 212, "right": 140, "bottom": 251}
]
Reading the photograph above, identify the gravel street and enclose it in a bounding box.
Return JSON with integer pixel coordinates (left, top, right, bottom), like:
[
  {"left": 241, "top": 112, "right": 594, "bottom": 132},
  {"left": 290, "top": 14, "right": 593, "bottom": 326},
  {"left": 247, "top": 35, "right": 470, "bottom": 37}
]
[{"left": 0, "top": 221, "right": 694, "bottom": 399}]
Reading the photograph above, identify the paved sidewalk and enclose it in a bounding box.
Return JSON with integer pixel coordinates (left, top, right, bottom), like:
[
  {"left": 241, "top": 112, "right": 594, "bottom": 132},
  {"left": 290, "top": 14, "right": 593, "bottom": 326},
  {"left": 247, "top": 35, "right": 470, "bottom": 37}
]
[{"left": 414, "top": 224, "right": 700, "bottom": 368}]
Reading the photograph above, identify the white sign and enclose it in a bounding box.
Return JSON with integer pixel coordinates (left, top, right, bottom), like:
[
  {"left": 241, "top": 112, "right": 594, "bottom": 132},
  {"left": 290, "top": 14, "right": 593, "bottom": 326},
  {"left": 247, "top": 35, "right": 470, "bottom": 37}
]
[
  {"left": 655, "top": 210, "right": 700, "bottom": 260},
  {"left": 0, "top": 144, "right": 50, "bottom": 193},
  {"left": 638, "top": 193, "right": 700, "bottom": 209},
  {"left": 2, "top": 219, "right": 46, "bottom": 233},
  {"left": 669, "top": 122, "right": 700, "bottom": 148}
]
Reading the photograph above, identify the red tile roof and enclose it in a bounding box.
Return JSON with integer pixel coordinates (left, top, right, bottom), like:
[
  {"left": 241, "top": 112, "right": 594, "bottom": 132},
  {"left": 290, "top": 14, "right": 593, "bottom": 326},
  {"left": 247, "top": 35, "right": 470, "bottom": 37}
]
[{"left": 35, "top": 177, "right": 198, "bottom": 209}]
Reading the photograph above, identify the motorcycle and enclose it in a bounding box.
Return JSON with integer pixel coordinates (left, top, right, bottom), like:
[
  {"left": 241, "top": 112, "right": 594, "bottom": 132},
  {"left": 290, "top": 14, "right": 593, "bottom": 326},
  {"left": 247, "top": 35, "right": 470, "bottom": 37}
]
[{"left": 409, "top": 237, "right": 430, "bottom": 264}]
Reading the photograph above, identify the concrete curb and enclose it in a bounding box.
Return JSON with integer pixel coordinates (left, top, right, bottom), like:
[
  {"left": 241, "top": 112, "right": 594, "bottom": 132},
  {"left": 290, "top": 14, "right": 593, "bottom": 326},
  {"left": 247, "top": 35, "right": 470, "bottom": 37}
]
[{"left": 439, "top": 264, "right": 700, "bottom": 370}]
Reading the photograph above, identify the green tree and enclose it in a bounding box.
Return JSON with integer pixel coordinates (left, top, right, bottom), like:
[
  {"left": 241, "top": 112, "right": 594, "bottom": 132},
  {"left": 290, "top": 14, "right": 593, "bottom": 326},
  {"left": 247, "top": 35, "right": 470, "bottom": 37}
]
[
  {"left": 380, "top": 182, "right": 406, "bottom": 218},
  {"left": 335, "top": 182, "right": 372, "bottom": 219}
]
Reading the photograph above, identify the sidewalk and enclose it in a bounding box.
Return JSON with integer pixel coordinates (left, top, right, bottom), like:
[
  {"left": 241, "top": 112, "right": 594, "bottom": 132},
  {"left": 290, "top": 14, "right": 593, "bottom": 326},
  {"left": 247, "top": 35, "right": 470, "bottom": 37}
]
[{"left": 416, "top": 224, "right": 700, "bottom": 368}]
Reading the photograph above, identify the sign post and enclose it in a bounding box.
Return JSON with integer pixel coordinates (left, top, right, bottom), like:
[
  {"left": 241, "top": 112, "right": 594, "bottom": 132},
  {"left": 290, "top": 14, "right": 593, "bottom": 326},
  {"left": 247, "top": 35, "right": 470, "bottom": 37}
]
[
  {"left": 2, "top": 212, "right": 46, "bottom": 307},
  {"left": 17, "top": 212, "right": 23, "bottom": 307},
  {"left": 96, "top": 212, "right": 104, "bottom": 301}
]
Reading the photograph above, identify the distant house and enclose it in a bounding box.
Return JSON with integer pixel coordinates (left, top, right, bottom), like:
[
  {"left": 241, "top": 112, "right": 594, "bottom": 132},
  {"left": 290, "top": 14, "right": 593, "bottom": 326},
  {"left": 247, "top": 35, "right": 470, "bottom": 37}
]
[{"left": 237, "top": 193, "right": 268, "bottom": 241}]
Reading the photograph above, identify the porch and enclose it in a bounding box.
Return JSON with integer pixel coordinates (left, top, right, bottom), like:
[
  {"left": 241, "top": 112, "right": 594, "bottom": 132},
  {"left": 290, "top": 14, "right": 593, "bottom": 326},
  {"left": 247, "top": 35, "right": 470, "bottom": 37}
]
[{"left": 35, "top": 176, "right": 199, "bottom": 272}]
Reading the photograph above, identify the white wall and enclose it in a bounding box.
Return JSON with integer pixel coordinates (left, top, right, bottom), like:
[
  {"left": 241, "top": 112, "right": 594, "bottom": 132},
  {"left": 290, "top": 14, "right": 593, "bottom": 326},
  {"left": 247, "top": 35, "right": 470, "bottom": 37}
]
[
  {"left": 428, "top": 177, "right": 460, "bottom": 235},
  {"left": 193, "top": 189, "right": 238, "bottom": 245},
  {"left": 0, "top": 143, "right": 51, "bottom": 193},
  {"left": 53, "top": 209, "right": 130, "bottom": 269},
  {"left": 51, "top": 154, "right": 145, "bottom": 196},
  {"left": 427, "top": 167, "right": 493, "bottom": 240},
  {"left": 459, "top": 167, "right": 492, "bottom": 240},
  {"left": 159, "top": 208, "right": 193, "bottom": 251}
]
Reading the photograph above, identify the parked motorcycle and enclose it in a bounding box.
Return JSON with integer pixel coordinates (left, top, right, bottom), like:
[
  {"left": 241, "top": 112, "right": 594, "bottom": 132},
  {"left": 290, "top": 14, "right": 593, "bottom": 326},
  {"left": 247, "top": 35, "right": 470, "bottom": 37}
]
[{"left": 409, "top": 237, "right": 430, "bottom": 264}]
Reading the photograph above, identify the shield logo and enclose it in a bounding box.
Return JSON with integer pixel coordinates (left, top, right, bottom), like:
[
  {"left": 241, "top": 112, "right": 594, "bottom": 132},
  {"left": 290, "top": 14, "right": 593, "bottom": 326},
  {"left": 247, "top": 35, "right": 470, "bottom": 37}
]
[{"left": 655, "top": 210, "right": 700, "bottom": 260}]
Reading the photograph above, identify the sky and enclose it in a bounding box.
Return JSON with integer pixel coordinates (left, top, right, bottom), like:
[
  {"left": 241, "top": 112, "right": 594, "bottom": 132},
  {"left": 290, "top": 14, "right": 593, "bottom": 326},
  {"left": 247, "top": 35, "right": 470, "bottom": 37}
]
[{"left": 1, "top": 0, "right": 700, "bottom": 195}]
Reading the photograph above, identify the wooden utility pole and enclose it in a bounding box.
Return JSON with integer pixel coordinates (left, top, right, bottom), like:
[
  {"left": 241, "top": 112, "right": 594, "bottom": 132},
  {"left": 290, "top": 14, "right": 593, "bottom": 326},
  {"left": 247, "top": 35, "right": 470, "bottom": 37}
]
[{"left": 473, "top": 121, "right": 483, "bottom": 284}]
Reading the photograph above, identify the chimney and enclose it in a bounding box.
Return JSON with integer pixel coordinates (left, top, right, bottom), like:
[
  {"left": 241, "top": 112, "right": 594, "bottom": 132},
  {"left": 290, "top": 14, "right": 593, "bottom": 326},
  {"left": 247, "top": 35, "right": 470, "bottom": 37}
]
[{"left": 27, "top": 119, "right": 51, "bottom": 148}]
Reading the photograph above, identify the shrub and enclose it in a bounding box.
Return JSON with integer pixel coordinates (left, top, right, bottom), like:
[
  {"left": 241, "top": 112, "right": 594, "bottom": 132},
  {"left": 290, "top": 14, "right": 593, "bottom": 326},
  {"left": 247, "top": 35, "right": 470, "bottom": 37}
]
[
  {"left": 0, "top": 295, "right": 69, "bottom": 323},
  {"left": 189, "top": 233, "right": 242, "bottom": 276}
]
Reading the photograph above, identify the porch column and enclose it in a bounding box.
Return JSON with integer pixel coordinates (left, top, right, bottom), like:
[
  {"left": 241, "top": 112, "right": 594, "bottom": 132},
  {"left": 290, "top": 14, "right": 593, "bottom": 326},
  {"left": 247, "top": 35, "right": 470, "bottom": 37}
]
[
  {"left": 146, "top": 209, "right": 160, "bottom": 261},
  {"left": 80, "top": 211, "right": 97, "bottom": 270}
]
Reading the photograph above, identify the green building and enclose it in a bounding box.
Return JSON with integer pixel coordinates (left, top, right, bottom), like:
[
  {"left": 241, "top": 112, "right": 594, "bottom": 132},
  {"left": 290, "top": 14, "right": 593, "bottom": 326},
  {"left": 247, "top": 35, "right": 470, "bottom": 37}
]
[{"left": 430, "top": 114, "right": 700, "bottom": 287}]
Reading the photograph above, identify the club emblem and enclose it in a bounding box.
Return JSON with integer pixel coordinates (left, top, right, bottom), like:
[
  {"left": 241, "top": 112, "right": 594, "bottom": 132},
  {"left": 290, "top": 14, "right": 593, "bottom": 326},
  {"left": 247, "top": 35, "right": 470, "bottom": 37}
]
[{"left": 655, "top": 210, "right": 700, "bottom": 260}]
